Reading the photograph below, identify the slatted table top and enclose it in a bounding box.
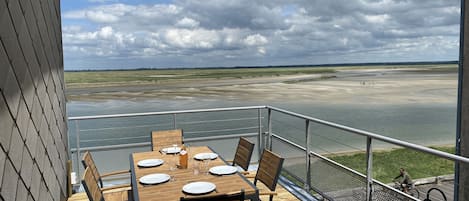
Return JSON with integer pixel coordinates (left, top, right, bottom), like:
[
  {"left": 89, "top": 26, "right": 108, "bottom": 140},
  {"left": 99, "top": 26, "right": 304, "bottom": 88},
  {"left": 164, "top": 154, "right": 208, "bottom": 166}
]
[{"left": 130, "top": 146, "right": 259, "bottom": 201}]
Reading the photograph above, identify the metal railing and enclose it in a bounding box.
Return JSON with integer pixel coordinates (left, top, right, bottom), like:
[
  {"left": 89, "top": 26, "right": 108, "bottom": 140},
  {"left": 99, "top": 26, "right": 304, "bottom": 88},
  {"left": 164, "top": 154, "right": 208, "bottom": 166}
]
[{"left": 68, "top": 105, "right": 469, "bottom": 201}]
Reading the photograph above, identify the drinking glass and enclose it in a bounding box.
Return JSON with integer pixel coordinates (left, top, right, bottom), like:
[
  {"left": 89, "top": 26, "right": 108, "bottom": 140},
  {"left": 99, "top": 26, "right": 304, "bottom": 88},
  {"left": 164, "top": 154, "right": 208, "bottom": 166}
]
[
  {"left": 203, "top": 157, "right": 211, "bottom": 175},
  {"left": 170, "top": 144, "right": 178, "bottom": 171}
]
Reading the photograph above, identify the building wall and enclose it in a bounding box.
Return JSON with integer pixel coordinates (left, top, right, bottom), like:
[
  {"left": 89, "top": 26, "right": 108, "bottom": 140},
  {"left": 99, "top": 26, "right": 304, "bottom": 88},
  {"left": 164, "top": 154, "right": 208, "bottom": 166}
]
[
  {"left": 0, "top": 0, "right": 68, "bottom": 201},
  {"left": 459, "top": 1, "right": 469, "bottom": 200}
]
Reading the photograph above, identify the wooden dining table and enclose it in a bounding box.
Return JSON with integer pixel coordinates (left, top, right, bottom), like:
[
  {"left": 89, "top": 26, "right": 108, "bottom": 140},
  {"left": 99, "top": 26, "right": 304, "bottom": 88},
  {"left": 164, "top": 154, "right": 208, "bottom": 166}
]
[{"left": 130, "top": 146, "right": 259, "bottom": 200}]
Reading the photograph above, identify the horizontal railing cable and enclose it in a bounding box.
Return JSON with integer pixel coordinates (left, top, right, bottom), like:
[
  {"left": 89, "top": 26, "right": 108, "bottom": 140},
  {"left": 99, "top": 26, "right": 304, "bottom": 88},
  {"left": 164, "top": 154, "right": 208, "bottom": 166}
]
[
  {"left": 185, "top": 133, "right": 258, "bottom": 143},
  {"left": 178, "top": 117, "right": 261, "bottom": 125},
  {"left": 77, "top": 123, "right": 173, "bottom": 133},
  {"left": 79, "top": 136, "right": 149, "bottom": 143},
  {"left": 184, "top": 126, "right": 260, "bottom": 135},
  {"left": 267, "top": 106, "right": 469, "bottom": 164},
  {"left": 271, "top": 132, "right": 418, "bottom": 201},
  {"left": 70, "top": 133, "right": 258, "bottom": 153},
  {"left": 70, "top": 142, "right": 151, "bottom": 153},
  {"left": 68, "top": 105, "right": 469, "bottom": 201},
  {"left": 270, "top": 118, "right": 310, "bottom": 144},
  {"left": 69, "top": 106, "right": 267, "bottom": 120},
  {"left": 69, "top": 105, "right": 469, "bottom": 163},
  {"left": 271, "top": 118, "right": 363, "bottom": 152}
]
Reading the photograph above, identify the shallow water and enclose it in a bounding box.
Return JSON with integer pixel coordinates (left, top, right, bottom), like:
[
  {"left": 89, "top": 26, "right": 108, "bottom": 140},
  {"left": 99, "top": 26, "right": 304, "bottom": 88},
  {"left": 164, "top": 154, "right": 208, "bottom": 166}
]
[
  {"left": 67, "top": 98, "right": 456, "bottom": 149},
  {"left": 67, "top": 97, "right": 457, "bottom": 175}
]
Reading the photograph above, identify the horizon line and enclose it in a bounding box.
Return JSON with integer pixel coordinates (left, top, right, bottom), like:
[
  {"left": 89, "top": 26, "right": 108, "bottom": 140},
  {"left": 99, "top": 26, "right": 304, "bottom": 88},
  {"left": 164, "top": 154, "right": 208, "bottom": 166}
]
[{"left": 64, "top": 60, "right": 458, "bottom": 72}]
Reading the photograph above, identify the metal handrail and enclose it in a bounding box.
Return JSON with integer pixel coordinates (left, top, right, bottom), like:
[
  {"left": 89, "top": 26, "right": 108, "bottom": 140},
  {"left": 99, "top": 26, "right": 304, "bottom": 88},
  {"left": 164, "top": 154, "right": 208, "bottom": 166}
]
[
  {"left": 70, "top": 133, "right": 258, "bottom": 153},
  {"left": 68, "top": 105, "right": 469, "bottom": 201},
  {"left": 267, "top": 106, "right": 469, "bottom": 164},
  {"left": 271, "top": 133, "right": 418, "bottom": 201},
  {"left": 68, "top": 105, "right": 267, "bottom": 120},
  {"left": 68, "top": 105, "right": 469, "bottom": 163}
]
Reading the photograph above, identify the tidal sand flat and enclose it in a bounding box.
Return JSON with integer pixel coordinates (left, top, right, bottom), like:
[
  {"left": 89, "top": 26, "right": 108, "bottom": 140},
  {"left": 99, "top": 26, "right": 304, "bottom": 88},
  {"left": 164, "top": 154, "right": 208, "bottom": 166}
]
[{"left": 66, "top": 65, "right": 458, "bottom": 105}]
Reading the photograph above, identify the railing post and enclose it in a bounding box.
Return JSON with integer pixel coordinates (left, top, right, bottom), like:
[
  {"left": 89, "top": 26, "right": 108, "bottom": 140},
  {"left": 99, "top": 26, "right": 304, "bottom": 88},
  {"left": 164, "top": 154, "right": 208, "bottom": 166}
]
[
  {"left": 258, "top": 109, "right": 263, "bottom": 158},
  {"left": 75, "top": 120, "right": 81, "bottom": 180},
  {"left": 366, "top": 137, "right": 373, "bottom": 201},
  {"left": 267, "top": 108, "right": 272, "bottom": 150},
  {"left": 173, "top": 114, "right": 177, "bottom": 129},
  {"left": 305, "top": 120, "right": 311, "bottom": 190}
]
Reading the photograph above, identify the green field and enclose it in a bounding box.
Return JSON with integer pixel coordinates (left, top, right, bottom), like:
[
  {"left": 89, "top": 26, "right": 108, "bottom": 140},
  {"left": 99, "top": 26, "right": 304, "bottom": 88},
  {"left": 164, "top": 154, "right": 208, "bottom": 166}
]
[
  {"left": 328, "top": 146, "right": 455, "bottom": 183},
  {"left": 64, "top": 64, "right": 458, "bottom": 88},
  {"left": 64, "top": 67, "right": 336, "bottom": 87}
]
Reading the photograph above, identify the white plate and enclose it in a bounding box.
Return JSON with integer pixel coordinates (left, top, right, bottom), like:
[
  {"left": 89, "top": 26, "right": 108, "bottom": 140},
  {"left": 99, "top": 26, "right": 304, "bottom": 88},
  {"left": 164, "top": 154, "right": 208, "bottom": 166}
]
[
  {"left": 137, "top": 159, "right": 164, "bottom": 167},
  {"left": 182, "top": 182, "right": 216, "bottom": 194},
  {"left": 193, "top": 153, "right": 218, "bottom": 160},
  {"left": 161, "top": 147, "right": 181, "bottom": 154},
  {"left": 209, "top": 165, "right": 238, "bottom": 175},
  {"left": 139, "top": 173, "right": 170, "bottom": 185}
]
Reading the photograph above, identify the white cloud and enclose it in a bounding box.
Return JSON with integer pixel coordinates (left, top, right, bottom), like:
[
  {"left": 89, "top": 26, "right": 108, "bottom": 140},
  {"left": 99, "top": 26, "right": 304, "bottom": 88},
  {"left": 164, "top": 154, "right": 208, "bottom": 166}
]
[
  {"left": 98, "top": 26, "right": 114, "bottom": 39},
  {"left": 62, "top": 25, "right": 83, "bottom": 33},
  {"left": 363, "top": 14, "right": 390, "bottom": 24},
  {"left": 244, "top": 34, "right": 268, "bottom": 46},
  {"left": 86, "top": 10, "right": 119, "bottom": 23},
  {"left": 257, "top": 47, "right": 266, "bottom": 55},
  {"left": 176, "top": 17, "right": 200, "bottom": 28},
  {"left": 164, "top": 28, "right": 221, "bottom": 49},
  {"left": 62, "top": 0, "right": 461, "bottom": 69}
]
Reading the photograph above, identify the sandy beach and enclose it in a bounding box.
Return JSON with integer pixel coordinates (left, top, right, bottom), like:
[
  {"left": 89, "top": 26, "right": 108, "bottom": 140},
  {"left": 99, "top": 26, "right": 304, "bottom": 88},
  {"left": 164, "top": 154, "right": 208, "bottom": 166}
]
[
  {"left": 67, "top": 67, "right": 458, "bottom": 177},
  {"left": 66, "top": 67, "right": 458, "bottom": 105}
]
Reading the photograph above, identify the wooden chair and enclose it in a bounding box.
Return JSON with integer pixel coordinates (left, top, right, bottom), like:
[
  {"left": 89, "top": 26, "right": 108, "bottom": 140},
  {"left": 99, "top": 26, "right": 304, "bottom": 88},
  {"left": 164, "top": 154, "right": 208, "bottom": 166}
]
[
  {"left": 151, "top": 129, "right": 183, "bottom": 151},
  {"left": 82, "top": 167, "right": 130, "bottom": 201},
  {"left": 67, "top": 159, "right": 90, "bottom": 201},
  {"left": 232, "top": 137, "right": 255, "bottom": 172},
  {"left": 180, "top": 189, "right": 245, "bottom": 201},
  {"left": 254, "top": 149, "right": 284, "bottom": 201},
  {"left": 82, "top": 151, "right": 130, "bottom": 188}
]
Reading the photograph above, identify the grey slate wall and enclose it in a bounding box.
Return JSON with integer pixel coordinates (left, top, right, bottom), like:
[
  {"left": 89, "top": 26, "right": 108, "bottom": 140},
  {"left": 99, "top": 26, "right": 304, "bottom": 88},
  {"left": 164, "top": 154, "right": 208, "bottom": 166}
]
[{"left": 0, "top": 0, "right": 68, "bottom": 201}]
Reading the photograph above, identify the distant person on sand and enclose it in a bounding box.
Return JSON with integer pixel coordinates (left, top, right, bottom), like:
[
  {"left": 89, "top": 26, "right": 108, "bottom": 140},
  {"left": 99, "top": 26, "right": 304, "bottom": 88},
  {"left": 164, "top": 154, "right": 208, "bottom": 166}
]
[{"left": 393, "top": 168, "right": 413, "bottom": 193}]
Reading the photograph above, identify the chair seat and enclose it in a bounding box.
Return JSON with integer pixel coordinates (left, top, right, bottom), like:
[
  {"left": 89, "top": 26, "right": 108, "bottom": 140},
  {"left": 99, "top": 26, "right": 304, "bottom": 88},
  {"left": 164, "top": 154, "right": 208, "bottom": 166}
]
[
  {"left": 67, "top": 192, "right": 89, "bottom": 201},
  {"left": 67, "top": 185, "right": 131, "bottom": 201},
  {"left": 70, "top": 188, "right": 131, "bottom": 201}
]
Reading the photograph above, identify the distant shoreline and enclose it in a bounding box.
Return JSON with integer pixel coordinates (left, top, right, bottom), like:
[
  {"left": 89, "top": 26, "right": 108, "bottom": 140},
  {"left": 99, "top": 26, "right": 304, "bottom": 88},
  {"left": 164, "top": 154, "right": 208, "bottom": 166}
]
[{"left": 65, "top": 60, "right": 458, "bottom": 72}]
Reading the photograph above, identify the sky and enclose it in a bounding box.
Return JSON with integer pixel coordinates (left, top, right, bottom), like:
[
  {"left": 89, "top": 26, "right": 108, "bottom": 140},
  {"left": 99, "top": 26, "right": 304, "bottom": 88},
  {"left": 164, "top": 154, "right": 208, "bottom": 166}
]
[{"left": 61, "top": 0, "right": 461, "bottom": 70}]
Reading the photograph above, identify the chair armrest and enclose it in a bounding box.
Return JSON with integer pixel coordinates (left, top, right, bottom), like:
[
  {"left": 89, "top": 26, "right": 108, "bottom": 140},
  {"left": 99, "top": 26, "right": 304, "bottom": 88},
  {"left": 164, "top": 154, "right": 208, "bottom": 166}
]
[
  {"left": 102, "top": 184, "right": 131, "bottom": 192},
  {"left": 100, "top": 170, "right": 130, "bottom": 178},
  {"left": 259, "top": 191, "right": 278, "bottom": 196}
]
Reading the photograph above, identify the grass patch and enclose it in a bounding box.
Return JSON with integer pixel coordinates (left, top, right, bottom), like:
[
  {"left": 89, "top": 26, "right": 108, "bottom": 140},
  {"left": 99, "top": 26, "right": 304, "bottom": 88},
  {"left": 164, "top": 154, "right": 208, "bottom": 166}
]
[
  {"left": 65, "top": 67, "right": 336, "bottom": 87},
  {"left": 328, "top": 146, "right": 455, "bottom": 183},
  {"left": 65, "top": 64, "right": 458, "bottom": 88}
]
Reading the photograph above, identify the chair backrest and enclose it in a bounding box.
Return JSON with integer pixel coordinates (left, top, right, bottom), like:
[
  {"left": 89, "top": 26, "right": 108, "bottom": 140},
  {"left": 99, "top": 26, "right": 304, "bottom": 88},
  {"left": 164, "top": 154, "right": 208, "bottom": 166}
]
[
  {"left": 82, "top": 167, "right": 104, "bottom": 201},
  {"left": 254, "top": 149, "right": 284, "bottom": 191},
  {"left": 67, "top": 160, "right": 73, "bottom": 197},
  {"left": 82, "top": 151, "right": 103, "bottom": 187},
  {"left": 180, "top": 189, "right": 245, "bottom": 201},
  {"left": 151, "top": 129, "right": 183, "bottom": 151},
  {"left": 232, "top": 137, "right": 255, "bottom": 171}
]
